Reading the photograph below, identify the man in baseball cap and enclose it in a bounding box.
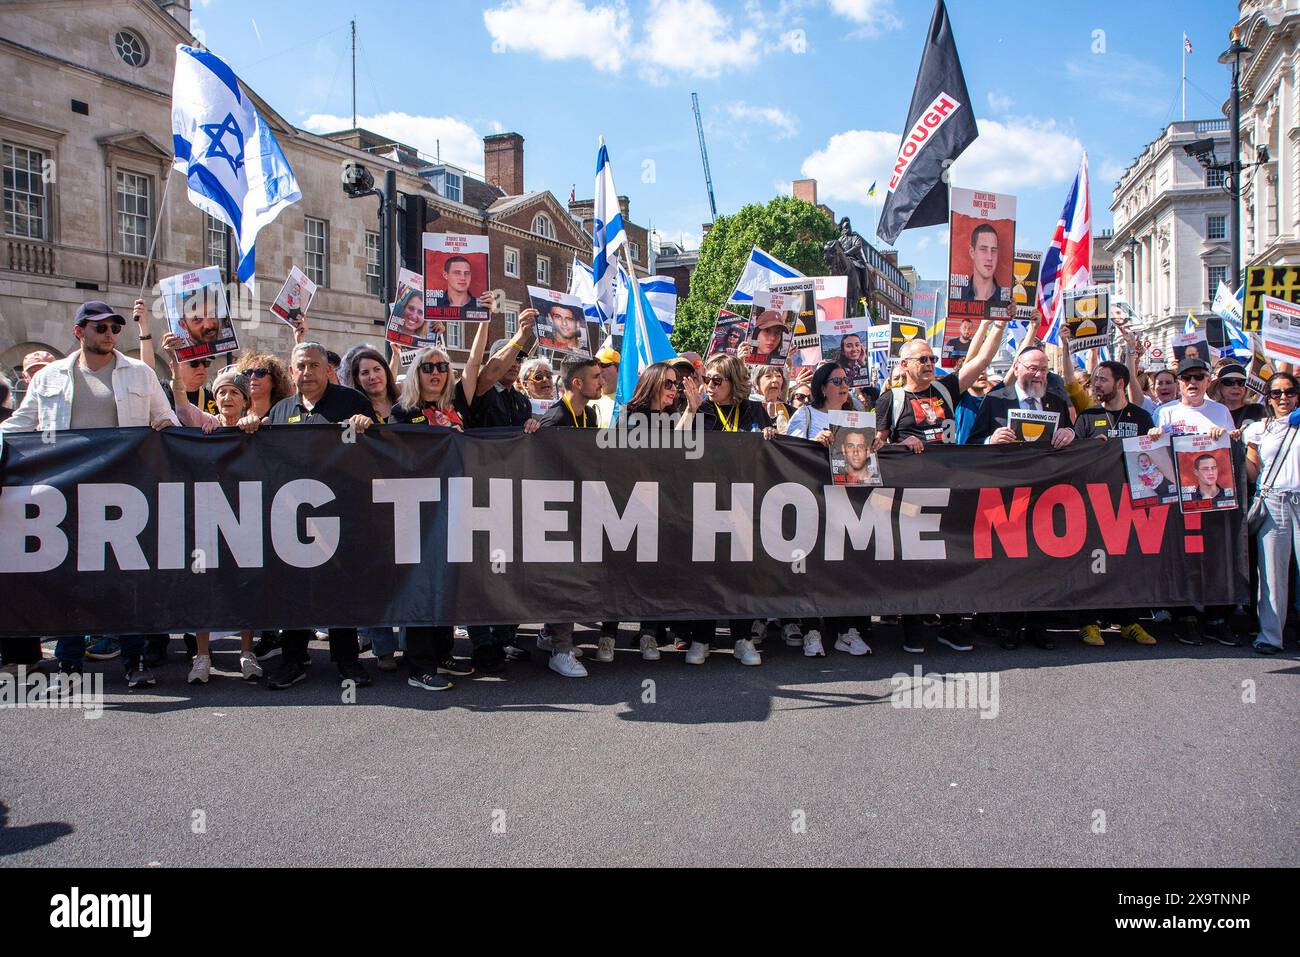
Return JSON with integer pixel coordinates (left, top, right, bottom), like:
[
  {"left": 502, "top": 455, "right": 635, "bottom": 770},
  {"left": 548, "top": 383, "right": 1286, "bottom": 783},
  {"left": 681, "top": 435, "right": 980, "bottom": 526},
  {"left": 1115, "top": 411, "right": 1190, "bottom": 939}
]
[
  {"left": 21, "top": 350, "right": 56, "bottom": 381},
  {"left": 592, "top": 344, "right": 620, "bottom": 428}
]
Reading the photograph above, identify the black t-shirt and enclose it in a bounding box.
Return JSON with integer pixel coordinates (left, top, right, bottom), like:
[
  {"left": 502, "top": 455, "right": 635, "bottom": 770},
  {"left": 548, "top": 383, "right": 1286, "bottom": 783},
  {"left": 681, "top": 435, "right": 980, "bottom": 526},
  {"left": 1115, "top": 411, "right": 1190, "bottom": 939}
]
[
  {"left": 696, "top": 399, "right": 773, "bottom": 433},
  {"left": 164, "top": 383, "right": 217, "bottom": 416},
  {"left": 537, "top": 396, "right": 598, "bottom": 429},
  {"left": 1074, "top": 403, "right": 1155, "bottom": 441},
  {"left": 266, "top": 383, "right": 375, "bottom": 425},
  {"left": 454, "top": 380, "right": 532, "bottom": 429},
  {"left": 876, "top": 372, "right": 963, "bottom": 444},
  {"left": 1230, "top": 403, "right": 1265, "bottom": 429}
]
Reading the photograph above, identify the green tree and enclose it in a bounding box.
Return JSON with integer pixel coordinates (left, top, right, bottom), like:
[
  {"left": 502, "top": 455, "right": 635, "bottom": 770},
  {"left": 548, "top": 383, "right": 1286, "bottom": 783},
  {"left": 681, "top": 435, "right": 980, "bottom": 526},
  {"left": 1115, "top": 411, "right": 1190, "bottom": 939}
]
[{"left": 671, "top": 196, "right": 838, "bottom": 355}]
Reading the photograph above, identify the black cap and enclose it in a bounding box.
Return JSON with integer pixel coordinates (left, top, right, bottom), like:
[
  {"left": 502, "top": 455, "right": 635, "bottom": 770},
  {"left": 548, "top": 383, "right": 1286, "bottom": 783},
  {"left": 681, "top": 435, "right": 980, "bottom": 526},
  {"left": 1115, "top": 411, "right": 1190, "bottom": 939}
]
[
  {"left": 1177, "top": 356, "right": 1210, "bottom": 376},
  {"left": 1216, "top": 363, "right": 1247, "bottom": 381},
  {"left": 75, "top": 300, "right": 125, "bottom": 325}
]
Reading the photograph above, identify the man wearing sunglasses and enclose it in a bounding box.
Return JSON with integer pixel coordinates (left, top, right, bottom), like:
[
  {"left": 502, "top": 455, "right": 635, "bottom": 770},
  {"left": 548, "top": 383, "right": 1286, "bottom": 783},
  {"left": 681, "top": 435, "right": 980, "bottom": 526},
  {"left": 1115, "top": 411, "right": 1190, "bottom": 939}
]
[
  {"left": 1150, "top": 355, "right": 1243, "bottom": 646},
  {"left": 2, "top": 300, "right": 179, "bottom": 689},
  {"left": 263, "top": 341, "right": 377, "bottom": 690},
  {"left": 874, "top": 323, "right": 1006, "bottom": 654}
]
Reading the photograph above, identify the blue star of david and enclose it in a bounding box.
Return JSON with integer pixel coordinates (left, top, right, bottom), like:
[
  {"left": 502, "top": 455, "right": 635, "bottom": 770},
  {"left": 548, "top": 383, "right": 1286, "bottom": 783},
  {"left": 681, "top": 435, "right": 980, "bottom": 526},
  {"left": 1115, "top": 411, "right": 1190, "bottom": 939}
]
[{"left": 201, "top": 113, "right": 245, "bottom": 175}]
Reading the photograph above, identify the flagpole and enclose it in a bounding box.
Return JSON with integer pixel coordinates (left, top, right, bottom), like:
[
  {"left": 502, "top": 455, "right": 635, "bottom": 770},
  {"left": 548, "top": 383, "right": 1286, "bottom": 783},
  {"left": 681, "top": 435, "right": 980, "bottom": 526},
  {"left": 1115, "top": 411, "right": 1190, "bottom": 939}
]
[
  {"left": 138, "top": 168, "right": 175, "bottom": 301},
  {"left": 1182, "top": 33, "right": 1187, "bottom": 122}
]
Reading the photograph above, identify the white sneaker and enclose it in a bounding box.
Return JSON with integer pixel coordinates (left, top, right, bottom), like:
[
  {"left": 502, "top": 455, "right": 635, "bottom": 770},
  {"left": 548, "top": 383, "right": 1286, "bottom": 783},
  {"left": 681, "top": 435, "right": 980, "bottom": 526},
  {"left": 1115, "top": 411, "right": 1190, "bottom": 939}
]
[
  {"left": 454, "top": 626, "right": 469, "bottom": 639},
  {"left": 239, "top": 653, "right": 263, "bottom": 680},
  {"left": 548, "top": 650, "right": 588, "bottom": 678},
  {"left": 803, "top": 630, "right": 826, "bottom": 657},
  {"left": 596, "top": 635, "right": 616, "bottom": 662},
  {"left": 537, "top": 632, "right": 582, "bottom": 657},
  {"left": 187, "top": 654, "right": 211, "bottom": 684},
  {"left": 782, "top": 623, "right": 803, "bottom": 646},
  {"left": 684, "top": 641, "right": 710, "bottom": 665},
  {"left": 834, "top": 628, "right": 872, "bottom": 656},
  {"left": 733, "top": 638, "right": 762, "bottom": 666},
  {"left": 639, "top": 633, "right": 661, "bottom": 660}
]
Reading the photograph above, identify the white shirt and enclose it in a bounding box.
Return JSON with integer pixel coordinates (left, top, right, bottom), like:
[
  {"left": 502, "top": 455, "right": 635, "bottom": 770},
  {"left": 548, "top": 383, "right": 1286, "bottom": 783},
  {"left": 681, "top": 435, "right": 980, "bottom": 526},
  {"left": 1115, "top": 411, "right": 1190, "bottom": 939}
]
[
  {"left": 1155, "top": 397, "right": 1234, "bottom": 436},
  {"left": 1244, "top": 419, "right": 1300, "bottom": 492}
]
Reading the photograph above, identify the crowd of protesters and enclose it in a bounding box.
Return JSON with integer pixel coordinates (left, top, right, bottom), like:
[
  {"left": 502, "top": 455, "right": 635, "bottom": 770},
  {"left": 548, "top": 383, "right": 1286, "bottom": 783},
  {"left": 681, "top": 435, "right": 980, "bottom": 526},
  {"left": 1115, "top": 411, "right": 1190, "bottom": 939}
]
[{"left": 1, "top": 293, "right": 1295, "bottom": 695}]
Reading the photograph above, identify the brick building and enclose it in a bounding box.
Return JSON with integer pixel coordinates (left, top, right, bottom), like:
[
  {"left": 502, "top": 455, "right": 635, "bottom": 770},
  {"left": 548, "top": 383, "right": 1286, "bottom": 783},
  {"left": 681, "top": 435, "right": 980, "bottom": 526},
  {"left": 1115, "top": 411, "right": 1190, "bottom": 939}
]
[{"left": 0, "top": 0, "right": 634, "bottom": 395}]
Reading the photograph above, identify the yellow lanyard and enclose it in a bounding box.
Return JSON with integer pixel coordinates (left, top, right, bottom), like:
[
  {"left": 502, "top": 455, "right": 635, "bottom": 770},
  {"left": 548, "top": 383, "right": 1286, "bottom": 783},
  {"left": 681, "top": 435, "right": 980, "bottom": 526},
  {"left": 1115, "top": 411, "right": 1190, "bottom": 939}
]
[
  {"left": 716, "top": 403, "right": 739, "bottom": 432},
  {"left": 562, "top": 395, "right": 585, "bottom": 428}
]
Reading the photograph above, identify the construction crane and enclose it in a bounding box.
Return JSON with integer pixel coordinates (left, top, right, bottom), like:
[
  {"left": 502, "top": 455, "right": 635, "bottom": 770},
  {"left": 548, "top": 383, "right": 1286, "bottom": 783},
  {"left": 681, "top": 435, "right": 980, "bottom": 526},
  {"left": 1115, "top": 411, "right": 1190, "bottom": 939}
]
[{"left": 691, "top": 93, "right": 718, "bottom": 223}]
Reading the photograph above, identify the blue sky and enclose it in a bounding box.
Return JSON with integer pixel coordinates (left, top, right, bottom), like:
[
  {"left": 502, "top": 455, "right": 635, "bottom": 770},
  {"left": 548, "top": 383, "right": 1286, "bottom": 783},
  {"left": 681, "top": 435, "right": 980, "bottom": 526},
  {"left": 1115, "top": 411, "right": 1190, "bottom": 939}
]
[{"left": 191, "top": 0, "right": 1239, "bottom": 283}]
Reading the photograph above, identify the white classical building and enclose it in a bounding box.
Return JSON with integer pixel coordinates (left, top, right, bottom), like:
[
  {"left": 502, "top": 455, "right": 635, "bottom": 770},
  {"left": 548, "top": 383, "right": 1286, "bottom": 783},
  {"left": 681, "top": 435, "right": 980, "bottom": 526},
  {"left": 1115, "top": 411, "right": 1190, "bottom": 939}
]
[
  {"left": 1233, "top": 0, "right": 1300, "bottom": 273},
  {"left": 1106, "top": 120, "right": 1234, "bottom": 354}
]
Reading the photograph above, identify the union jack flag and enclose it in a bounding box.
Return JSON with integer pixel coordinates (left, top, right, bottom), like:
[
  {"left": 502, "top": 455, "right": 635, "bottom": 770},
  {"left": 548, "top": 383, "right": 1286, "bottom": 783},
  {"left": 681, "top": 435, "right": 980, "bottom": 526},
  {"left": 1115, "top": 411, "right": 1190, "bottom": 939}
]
[{"left": 1036, "top": 152, "right": 1092, "bottom": 344}]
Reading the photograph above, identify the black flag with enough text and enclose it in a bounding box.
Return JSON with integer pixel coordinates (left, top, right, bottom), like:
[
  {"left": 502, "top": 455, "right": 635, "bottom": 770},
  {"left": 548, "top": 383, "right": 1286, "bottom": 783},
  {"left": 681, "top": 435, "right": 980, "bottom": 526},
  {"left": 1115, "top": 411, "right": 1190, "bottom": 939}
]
[{"left": 876, "top": 0, "right": 978, "bottom": 246}]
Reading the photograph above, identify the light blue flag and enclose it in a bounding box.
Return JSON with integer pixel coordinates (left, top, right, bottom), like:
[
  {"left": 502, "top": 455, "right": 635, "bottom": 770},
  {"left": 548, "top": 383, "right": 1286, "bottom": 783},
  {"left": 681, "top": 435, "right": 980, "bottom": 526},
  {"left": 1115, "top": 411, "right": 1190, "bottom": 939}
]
[
  {"left": 728, "top": 246, "right": 803, "bottom": 304},
  {"left": 615, "top": 274, "right": 678, "bottom": 415},
  {"left": 592, "top": 137, "right": 627, "bottom": 325},
  {"left": 1212, "top": 281, "right": 1251, "bottom": 358},
  {"left": 171, "top": 45, "right": 301, "bottom": 283}
]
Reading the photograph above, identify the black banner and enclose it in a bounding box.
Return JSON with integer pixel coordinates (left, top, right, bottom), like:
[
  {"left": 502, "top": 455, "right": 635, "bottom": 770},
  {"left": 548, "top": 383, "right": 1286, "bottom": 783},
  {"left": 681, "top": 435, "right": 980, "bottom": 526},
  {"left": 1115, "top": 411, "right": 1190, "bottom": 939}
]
[{"left": 0, "top": 426, "right": 1246, "bottom": 635}]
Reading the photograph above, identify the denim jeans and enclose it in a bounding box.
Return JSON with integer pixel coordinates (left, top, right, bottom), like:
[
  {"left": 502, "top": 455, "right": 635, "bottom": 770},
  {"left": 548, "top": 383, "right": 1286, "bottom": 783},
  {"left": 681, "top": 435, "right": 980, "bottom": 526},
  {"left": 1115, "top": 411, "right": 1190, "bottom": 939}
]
[
  {"left": 361, "top": 627, "right": 399, "bottom": 658},
  {"left": 1255, "top": 491, "right": 1300, "bottom": 649},
  {"left": 55, "top": 635, "right": 146, "bottom": 668}
]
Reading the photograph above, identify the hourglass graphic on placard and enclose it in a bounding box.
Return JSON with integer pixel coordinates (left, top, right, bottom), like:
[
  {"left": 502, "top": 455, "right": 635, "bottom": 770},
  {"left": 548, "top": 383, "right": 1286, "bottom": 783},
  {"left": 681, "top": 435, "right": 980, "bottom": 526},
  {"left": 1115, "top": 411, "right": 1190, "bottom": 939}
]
[{"left": 1012, "top": 259, "right": 1032, "bottom": 305}]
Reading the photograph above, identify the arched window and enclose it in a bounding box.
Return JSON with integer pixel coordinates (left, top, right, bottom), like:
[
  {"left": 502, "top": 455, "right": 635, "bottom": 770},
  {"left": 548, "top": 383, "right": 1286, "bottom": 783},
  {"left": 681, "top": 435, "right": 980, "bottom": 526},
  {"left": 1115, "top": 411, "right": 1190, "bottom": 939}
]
[{"left": 532, "top": 213, "right": 554, "bottom": 239}]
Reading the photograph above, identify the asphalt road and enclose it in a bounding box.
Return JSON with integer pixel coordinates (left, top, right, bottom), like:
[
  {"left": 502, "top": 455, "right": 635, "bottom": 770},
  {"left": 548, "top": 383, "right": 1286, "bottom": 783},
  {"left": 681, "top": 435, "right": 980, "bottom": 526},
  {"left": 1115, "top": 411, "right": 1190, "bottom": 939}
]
[{"left": 2, "top": 621, "right": 1296, "bottom": 867}]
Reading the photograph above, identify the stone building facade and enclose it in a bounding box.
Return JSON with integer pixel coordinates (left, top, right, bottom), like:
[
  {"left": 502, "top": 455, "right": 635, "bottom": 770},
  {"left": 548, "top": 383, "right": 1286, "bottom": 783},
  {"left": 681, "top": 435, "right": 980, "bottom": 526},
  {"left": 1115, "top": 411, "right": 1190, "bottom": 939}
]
[{"left": 0, "top": 0, "right": 646, "bottom": 397}]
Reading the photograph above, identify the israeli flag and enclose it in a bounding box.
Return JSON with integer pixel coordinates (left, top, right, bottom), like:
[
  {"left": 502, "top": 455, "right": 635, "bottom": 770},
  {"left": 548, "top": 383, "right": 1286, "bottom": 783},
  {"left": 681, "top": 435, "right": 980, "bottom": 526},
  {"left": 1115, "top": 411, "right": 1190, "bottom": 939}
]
[
  {"left": 1212, "top": 281, "right": 1251, "bottom": 358},
  {"left": 615, "top": 273, "right": 678, "bottom": 413},
  {"left": 568, "top": 257, "right": 604, "bottom": 326},
  {"left": 171, "top": 45, "right": 301, "bottom": 283},
  {"left": 728, "top": 246, "right": 803, "bottom": 304},
  {"left": 639, "top": 275, "right": 678, "bottom": 331},
  {"left": 592, "top": 137, "right": 627, "bottom": 325}
]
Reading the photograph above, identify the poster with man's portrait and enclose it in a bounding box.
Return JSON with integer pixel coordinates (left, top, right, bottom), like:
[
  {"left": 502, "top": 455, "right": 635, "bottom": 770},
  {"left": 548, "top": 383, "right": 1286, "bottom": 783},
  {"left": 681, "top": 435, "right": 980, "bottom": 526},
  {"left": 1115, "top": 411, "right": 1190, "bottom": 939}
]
[
  {"left": 424, "top": 233, "right": 490, "bottom": 324},
  {"left": 1122, "top": 434, "right": 1180, "bottom": 507},
  {"left": 268, "top": 265, "right": 317, "bottom": 327},
  {"left": 1172, "top": 331, "right": 1211, "bottom": 366},
  {"left": 940, "top": 315, "right": 978, "bottom": 369},
  {"left": 745, "top": 289, "right": 795, "bottom": 367},
  {"left": 708, "top": 309, "right": 747, "bottom": 358},
  {"left": 1174, "top": 433, "right": 1237, "bottom": 514},
  {"left": 828, "top": 410, "right": 880, "bottom": 487},
  {"left": 530, "top": 286, "right": 590, "bottom": 357},
  {"left": 387, "top": 268, "right": 445, "bottom": 349},
  {"left": 159, "top": 266, "right": 238, "bottom": 362},
  {"left": 948, "top": 187, "right": 1016, "bottom": 323}
]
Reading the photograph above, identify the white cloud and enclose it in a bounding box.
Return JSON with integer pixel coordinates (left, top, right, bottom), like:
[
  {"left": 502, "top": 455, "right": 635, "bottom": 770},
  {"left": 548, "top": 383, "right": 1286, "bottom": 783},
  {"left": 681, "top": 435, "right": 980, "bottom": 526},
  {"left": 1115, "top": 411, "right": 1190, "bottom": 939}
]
[
  {"left": 827, "top": 0, "right": 901, "bottom": 35},
  {"left": 773, "top": 178, "right": 793, "bottom": 195},
  {"left": 800, "top": 118, "right": 1084, "bottom": 204},
  {"left": 483, "top": 0, "right": 631, "bottom": 72},
  {"left": 638, "top": 0, "right": 760, "bottom": 81},
  {"left": 728, "top": 102, "right": 798, "bottom": 138},
  {"left": 986, "top": 90, "right": 1013, "bottom": 114},
  {"left": 914, "top": 227, "right": 948, "bottom": 253},
  {"left": 301, "top": 112, "right": 486, "bottom": 175}
]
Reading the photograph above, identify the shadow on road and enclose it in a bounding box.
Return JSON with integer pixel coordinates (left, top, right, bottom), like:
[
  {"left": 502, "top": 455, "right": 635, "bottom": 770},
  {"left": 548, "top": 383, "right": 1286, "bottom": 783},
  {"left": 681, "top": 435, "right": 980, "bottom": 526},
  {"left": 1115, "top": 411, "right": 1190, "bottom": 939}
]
[
  {"left": 0, "top": 799, "right": 74, "bottom": 857},
  {"left": 30, "top": 618, "right": 1294, "bottom": 726}
]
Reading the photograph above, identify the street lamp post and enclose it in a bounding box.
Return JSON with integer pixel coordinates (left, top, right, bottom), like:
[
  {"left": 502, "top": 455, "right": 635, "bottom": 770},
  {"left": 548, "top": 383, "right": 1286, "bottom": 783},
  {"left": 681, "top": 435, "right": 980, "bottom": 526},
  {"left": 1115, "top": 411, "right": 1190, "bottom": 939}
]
[{"left": 1223, "top": 27, "right": 1249, "bottom": 291}]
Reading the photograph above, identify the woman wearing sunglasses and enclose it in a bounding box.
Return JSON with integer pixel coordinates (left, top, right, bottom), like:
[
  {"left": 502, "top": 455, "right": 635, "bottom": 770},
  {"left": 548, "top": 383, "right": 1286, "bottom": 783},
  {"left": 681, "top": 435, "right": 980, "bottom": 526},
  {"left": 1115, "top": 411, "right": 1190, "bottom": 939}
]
[
  {"left": 518, "top": 356, "right": 557, "bottom": 403},
  {"left": 233, "top": 351, "right": 292, "bottom": 419},
  {"left": 390, "top": 347, "right": 466, "bottom": 431},
  {"left": 682, "top": 354, "right": 775, "bottom": 668},
  {"left": 1244, "top": 372, "right": 1300, "bottom": 655},
  {"left": 783, "top": 362, "right": 874, "bottom": 658}
]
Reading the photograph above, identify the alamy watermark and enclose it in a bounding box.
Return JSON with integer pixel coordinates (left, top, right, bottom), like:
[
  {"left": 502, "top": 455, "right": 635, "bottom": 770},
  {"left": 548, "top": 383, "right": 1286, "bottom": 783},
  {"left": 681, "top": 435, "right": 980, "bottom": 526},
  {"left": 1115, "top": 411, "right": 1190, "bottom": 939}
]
[
  {"left": 595, "top": 412, "right": 704, "bottom": 460},
  {"left": 1, "top": 667, "right": 104, "bottom": 719},
  {"left": 890, "top": 665, "right": 999, "bottom": 719}
]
